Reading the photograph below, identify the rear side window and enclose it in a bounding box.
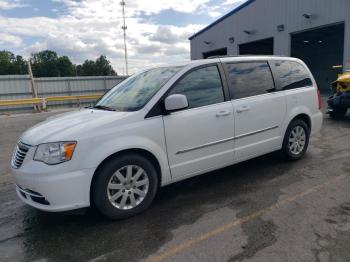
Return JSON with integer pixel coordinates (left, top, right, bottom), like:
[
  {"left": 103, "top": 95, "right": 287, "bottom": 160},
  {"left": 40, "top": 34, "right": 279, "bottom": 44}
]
[
  {"left": 273, "top": 60, "right": 312, "bottom": 90},
  {"left": 169, "top": 65, "right": 225, "bottom": 109},
  {"left": 224, "top": 62, "right": 276, "bottom": 99}
]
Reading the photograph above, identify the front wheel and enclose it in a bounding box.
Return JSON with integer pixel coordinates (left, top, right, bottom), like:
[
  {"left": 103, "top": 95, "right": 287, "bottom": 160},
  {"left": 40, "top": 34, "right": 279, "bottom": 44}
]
[
  {"left": 92, "top": 154, "right": 158, "bottom": 219},
  {"left": 282, "top": 119, "right": 310, "bottom": 161}
]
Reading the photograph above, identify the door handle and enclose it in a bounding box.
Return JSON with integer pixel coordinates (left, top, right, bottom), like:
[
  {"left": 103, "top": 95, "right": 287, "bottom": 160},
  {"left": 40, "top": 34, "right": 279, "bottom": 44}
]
[
  {"left": 236, "top": 105, "right": 251, "bottom": 113},
  {"left": 216, "top": 110, "right": 231, "bottom": 117}
]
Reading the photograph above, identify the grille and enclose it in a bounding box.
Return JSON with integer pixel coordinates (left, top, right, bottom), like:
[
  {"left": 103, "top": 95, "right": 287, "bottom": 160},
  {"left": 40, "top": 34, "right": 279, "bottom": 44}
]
[{"left": 11, "top": 142, "right": 30, "bottom": 169}]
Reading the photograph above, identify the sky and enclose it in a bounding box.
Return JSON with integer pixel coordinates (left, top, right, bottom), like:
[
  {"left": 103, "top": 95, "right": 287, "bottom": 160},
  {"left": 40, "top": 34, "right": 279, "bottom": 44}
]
[{"left": 0, "top": 0, "right": 247, "bottom": 74}]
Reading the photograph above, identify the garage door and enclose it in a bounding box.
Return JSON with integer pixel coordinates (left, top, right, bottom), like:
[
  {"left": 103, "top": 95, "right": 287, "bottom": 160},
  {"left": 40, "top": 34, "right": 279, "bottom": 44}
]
[
  {"left": 239, "top": 38, "right": 274, "bottom": 55},
  {"left": 291, "top": 23, "right": 345, "bottom": 92},
  {"left": 203, "top": 48, "right": 227, "bottom": 59}
]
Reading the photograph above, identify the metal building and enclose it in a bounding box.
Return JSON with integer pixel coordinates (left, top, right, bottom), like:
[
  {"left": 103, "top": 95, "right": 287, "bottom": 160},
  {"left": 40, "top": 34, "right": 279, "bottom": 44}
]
[{"left": 189, "top": 0, "right": 350, "bottom": 91}]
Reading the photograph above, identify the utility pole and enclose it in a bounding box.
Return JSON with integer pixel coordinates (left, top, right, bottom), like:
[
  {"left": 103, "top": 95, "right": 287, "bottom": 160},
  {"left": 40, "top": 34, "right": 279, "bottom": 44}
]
[
  {"left": 27, "top": 61, "right": 40, "bottom": 112},
  {"left": 121, "top": 0, "right": 128, "bottom": 76}
]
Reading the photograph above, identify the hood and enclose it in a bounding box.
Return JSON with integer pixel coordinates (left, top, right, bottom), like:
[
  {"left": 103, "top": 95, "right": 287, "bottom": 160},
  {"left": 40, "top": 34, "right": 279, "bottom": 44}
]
[{"left": 20, "top": 109, "right": 131, "bottom": 145}]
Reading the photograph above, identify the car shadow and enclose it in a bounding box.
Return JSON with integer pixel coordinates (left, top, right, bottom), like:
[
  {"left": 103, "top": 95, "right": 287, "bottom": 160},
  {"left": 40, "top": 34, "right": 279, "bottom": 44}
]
[{"left": 18, "top": 151, "right": 301, "bottom": 261}]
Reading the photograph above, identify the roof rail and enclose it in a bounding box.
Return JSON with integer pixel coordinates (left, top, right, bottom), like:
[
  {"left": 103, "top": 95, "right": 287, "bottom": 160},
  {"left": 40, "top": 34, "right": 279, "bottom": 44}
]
[
  {"left": 205, "top": 55, "right": 286, "bottom": 59},
  {"left": 206, "top": 55, "right": 240, "bottom": 59}
]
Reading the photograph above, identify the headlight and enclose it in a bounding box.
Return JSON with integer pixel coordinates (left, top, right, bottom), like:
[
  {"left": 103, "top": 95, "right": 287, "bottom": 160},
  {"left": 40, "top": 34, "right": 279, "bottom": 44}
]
[{"left": 34, "top": 141, "right": 77, "bottom": 165}]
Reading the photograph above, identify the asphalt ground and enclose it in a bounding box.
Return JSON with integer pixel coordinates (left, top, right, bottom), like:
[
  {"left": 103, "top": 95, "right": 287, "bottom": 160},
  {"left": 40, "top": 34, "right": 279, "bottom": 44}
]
[{"left": 0, "top": 101, "right": 349, "bottom": 262}]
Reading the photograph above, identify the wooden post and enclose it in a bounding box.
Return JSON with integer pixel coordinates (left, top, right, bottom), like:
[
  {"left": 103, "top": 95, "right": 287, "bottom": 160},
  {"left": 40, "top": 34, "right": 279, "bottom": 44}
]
[
  {"left": 66, "top": 79, "right": 72, "bottom": 108},
  {"left": 27, "top": 61, "right": 40, "bottom": 112},
  {"left": 104, "top": 77, "right": 107, "bottom": 92}
]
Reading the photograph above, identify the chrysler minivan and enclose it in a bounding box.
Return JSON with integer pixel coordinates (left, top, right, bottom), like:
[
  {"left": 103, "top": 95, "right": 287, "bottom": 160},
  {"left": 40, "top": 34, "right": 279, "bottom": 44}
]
[{"left": 11, "top": 56, "right": 323, "bottom": 219}]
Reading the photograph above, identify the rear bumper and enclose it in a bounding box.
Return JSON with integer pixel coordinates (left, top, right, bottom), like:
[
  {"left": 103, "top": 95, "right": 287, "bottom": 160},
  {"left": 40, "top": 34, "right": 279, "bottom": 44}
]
[
  {"left": 13, "top": 167, "right": 95, "bottom": 212},
  {"left": 311, "top": 111, "right": 323, "bottom": 135}
]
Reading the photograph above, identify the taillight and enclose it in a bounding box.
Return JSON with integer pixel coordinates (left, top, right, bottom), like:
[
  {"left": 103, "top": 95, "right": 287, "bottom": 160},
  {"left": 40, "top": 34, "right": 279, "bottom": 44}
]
[{"left": 317, "top": 89, "right": 322, "bottom": 110}]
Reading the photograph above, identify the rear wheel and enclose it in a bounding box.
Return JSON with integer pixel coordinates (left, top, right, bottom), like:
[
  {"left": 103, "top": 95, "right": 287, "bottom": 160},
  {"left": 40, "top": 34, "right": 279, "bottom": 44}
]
[
  {"left": 282, "top": 119, "right": 310, "bottom": 161},
  {"left": 92, "top": 154, "right": 158, "bottom": 219}
]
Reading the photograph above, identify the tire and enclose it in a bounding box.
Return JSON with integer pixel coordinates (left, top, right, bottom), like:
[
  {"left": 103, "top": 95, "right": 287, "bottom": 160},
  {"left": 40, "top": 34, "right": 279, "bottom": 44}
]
[
  {"left": 92, "top": 154, "right": 158, "bottom": 220},
  {"left": 329, "top": 109, "right": 347, "bottom": 119},
  {"left": 282, "top": 119, "right": 310, "bottom": 161}
]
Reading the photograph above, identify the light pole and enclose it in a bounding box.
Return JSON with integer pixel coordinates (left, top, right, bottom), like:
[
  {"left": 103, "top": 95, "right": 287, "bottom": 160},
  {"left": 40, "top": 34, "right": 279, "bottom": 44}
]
[{"left": 121, "top": 0, "right": 128, "bottom": 75}]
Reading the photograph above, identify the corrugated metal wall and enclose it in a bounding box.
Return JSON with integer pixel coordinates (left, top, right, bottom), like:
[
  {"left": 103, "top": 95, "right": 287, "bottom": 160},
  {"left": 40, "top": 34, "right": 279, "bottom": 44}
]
[
  {"left": 190, "top": 0, "right": 350, "bottom": 70},
  {"left": 0, "top": 75, "right": 127, "bottom": 113}
]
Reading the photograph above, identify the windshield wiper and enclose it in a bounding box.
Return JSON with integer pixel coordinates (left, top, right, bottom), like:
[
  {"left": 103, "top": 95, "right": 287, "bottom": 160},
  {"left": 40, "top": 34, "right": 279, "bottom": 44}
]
[{"left": 92, "top": 105, "right": 116, "bottom": 111}]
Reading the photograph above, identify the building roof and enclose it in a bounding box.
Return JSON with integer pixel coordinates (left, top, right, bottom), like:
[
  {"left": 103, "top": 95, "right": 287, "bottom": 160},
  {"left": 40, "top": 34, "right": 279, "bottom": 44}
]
[{"left": 188, "top": 0, "right": 256, "bottom": 40}]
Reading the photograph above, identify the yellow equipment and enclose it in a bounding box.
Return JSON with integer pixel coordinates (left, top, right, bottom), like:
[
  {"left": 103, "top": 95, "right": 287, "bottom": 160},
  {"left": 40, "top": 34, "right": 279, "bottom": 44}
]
[
  {"left": 332, "top": 71, "right": 350, "bottom": 93},
  {"left": 327, "top": 71, "right": 350, "bottom": 118}
]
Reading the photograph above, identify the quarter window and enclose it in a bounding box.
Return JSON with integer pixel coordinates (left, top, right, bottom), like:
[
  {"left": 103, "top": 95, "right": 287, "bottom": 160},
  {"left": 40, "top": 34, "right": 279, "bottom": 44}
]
[
  {"left": 169, "top": 65, "right": 225, "bottom": 109},
  {"left": 225, "top": 62, "right": 275, "bottom": 99},
  {"left": 273, "top": 60, "right": 312, "bottom": 90}
]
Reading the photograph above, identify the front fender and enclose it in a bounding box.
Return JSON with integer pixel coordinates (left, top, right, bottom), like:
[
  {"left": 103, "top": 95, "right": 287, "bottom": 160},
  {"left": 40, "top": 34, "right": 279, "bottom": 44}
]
[{"left": 84, "top": 136, "right": 172, "bottom": 186}]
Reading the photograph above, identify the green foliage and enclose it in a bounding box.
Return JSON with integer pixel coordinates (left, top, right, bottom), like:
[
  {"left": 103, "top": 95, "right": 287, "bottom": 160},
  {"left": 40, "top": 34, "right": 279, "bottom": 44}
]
[
  {"left": 95, "top": 55, "right": 116, "bottom": 76},
  {"left": 0, "top": 51, "right": 27, "bottom": 75},
  {"left": 31, "top": 50, "right": 61, "bottom": 77},
  {"left": 57, "top": 56, "right": 75, "bottom": 77},
  {"left": 0, "top": 50, "right": 117, "bottom": 77},
  {"left": 77, "top": 55, "right": 116, "bottom": 76}
]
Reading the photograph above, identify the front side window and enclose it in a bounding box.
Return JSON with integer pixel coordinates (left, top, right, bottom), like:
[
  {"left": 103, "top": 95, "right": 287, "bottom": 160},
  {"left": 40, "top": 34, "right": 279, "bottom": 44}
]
[
  {"left": 273, "top": 60, "right": 312, "bottom": 90},
  {"left": 96, "top": 66, "right": 183, "bottom": 111},
  {"left": 225, "top": 62, "right": 275, "bottom": 99},
  {"left": 169, "top": 65, "right": 225, "bottom": 109}
]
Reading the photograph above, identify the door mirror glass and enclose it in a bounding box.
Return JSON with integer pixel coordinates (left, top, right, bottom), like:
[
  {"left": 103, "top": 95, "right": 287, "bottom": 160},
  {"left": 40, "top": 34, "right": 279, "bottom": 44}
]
[{"left": 164, "top": 94, "right": 188, "bottom": 112}]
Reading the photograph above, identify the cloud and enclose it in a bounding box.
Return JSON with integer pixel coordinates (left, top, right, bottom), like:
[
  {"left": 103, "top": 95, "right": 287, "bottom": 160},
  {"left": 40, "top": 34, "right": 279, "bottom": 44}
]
[
  {"left": 130, "top": 0, "right": 211, "bottom": 15},
  {"left": 0, "top": 0, "right": 213, "bottom": 73},
  {"left": 149, "top": 26, "right": 187, "bottom": 44},
  {"left": 23, "top": 41, "right": 47, "bottom": 54},
  {"left": 137, "top": 44, "right": 161, "bottom": 55},
  {"left": 208, "top": 11, "right": 222, "bottom": 17},
  {"left": 0, "top": 33, "right": 22, "bottom": 46},
  {"left": 222, "top": 0, "right": 245, "bottom": 5},
  {"left": 0, "top": 0, "right": 26, "bottom": 10},
  {"left": 163, "top": 46, "right": 189, "bottom": 56}
]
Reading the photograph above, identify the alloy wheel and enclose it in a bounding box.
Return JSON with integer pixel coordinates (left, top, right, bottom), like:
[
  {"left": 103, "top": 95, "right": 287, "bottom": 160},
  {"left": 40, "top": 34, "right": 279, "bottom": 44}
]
[
  {"left": 288, "top": 126, "right": 306, "bottom": 155},
  {"left": 107, "top": 165, "right": 149, "bottom": 210}
]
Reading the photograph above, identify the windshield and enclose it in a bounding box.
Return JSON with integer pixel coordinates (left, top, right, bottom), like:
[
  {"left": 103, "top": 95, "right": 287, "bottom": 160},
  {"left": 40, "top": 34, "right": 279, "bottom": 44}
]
[{"left": 95, "top": 66, "right": 183, "bottom": 111}]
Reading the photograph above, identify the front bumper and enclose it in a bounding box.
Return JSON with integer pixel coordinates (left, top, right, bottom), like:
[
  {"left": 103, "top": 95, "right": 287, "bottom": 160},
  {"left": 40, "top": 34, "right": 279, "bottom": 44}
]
[{"left": 13, "top": 166, "right": 95, "bottom": 212}]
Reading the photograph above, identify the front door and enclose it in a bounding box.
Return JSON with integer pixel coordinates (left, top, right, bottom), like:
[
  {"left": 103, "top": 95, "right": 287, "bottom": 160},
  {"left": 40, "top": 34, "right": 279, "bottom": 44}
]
[
  {"left": 163, "top": 65, "right": 235, "bottom": 179},
  {"left": 223, "top": 61, "right": 286, "bottom": 161}
]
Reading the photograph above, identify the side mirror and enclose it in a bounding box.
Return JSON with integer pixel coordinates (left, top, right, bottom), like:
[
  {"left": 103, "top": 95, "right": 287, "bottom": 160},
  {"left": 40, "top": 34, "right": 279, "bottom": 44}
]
[{"left": 164, "top": 94, "right": 188, "bottom": 112}]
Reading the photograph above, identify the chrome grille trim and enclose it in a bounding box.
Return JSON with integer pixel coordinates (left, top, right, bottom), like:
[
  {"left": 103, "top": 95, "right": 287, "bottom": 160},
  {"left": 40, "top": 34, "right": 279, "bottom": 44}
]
[{"left": 11, "top": 142, "right": 31, "bottom": 169}]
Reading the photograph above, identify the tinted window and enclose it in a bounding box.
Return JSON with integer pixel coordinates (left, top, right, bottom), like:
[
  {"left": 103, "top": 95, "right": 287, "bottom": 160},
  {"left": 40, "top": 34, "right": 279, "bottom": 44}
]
[
  {"left": 169, "top": 65, "right": 224, "bottom": 109},
  {"left": 225, "top": 62, "right": 275, "bottom": 99},
  {"left": 273, "top": 60, "right": 312, "bottom": 90}
]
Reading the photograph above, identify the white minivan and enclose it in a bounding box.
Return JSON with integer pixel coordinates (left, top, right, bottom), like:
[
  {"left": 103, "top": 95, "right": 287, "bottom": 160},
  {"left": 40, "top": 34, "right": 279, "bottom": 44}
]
[{"left": 11, "top": 56, "right": 323, "bottom": 219}]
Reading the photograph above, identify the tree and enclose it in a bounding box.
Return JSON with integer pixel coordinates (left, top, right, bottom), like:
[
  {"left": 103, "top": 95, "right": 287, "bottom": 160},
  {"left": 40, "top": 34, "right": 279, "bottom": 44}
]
[
  {"left": 30, "top": 50, "right": 60, "bottom": 77},
  {"left": 0, "top": 51, "right": 27, "bottom": 75},
  {"left": 95, "top": 55, "right": 116, "bottom": 76},
  {"left": 80, "top": 59, "right": 96, "bottom": 76},
  {"left": 13, "top": 55, "right": 27, "bottom": 74},
  {"left": 30, "top": 50, "right": 77, "bottom": 77},
  {"left": 57, "top": 56, "right": 75, "bottom": 77},
  {"left": 0, "top": 49, "right": 117, "bottom": 77},
  {"left": 78, "top": 55, "right": 116, "bottom": 76}
]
